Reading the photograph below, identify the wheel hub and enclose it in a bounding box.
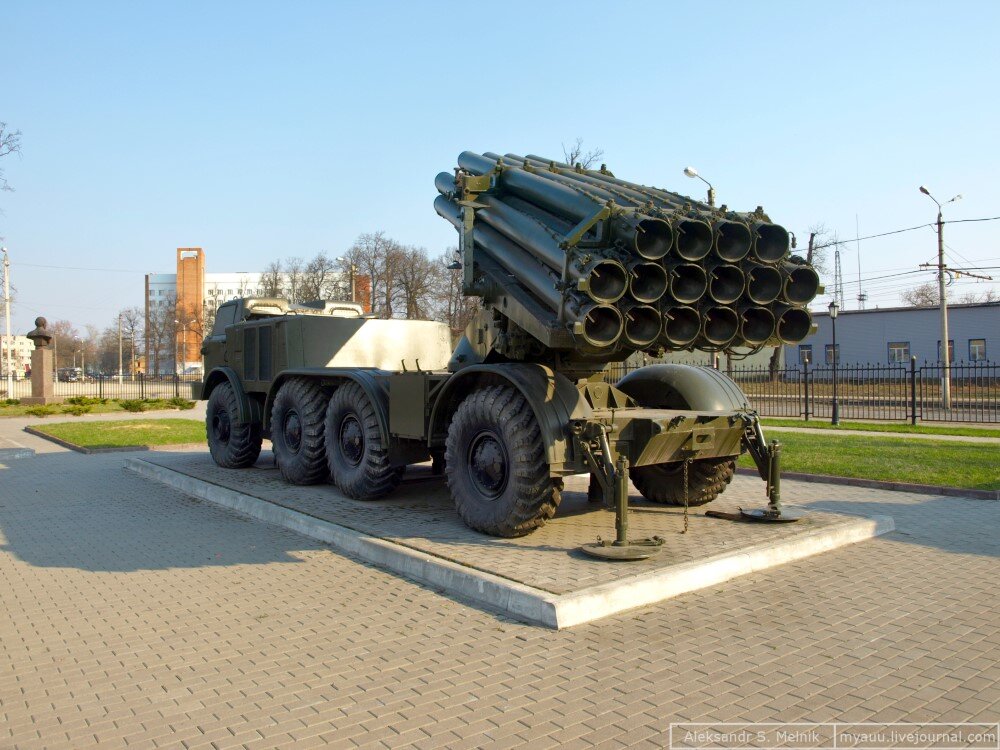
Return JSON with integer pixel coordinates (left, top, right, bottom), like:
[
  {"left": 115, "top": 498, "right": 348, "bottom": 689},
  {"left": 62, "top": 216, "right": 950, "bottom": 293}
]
[
  {"left": 468, "top": 430, "right": 509, "bottom": 499},
  {"left": 339, "top": 415, "right": 365, "bottom": 466},
  {"left": 283, "top": 410, "right": 302, "bottom": 453},
  {"left": 211, "top": 410, "right": 231, "bottom": 444}
]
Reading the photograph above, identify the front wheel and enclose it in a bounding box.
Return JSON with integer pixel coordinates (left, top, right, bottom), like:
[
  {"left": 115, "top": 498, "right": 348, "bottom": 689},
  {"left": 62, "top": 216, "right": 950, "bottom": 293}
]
[
  {"left": 325, "top": 382, "right": 400, "bottom": 500},
  {"left": 444, "top": 385, "right": 560, "bottom": 537},
  {"left": 206, "top": 382, "right": 262, "bottom": 468},
  {"left": 631, "top": 457, "right": 736, "bottom": 506}
]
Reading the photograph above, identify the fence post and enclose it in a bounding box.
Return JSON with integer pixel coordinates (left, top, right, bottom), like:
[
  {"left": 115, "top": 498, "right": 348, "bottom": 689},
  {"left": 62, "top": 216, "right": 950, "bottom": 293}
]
[
  {"left": 98, "top": 375, "right": 103, "bottom": 400},
  {"left": 140, "top": 373, "right": 145, "bottom": 400},
  {"left": 910, "top": 356, "right": 917, "bottom": 425},
  {"left": 803, "top": 360, "right": 810, "bottom": 421},
  {"left": 174, "top": 375, "right": 180, "bottom": 398}
]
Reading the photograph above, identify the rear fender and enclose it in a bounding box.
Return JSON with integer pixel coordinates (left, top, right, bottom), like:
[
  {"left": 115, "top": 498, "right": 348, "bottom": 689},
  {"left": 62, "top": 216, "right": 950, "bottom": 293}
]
[
  {"left": 615, "top": 364, "right": 750, "bottom": 411},
  {"left": 428, "top": 363, "right": 592, "bottom": 472}
]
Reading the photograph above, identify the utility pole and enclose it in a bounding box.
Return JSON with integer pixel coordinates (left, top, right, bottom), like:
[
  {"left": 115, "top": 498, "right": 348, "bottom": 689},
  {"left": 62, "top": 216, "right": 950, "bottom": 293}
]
[
  {"left": 919, "top": 186, "right": 961, "bottom": 410},
  {"left": 118, "top": 313, "right": 124, "bottom": 384},
  {"left": 2, "top": 248, "right": 12, "bottom": 396}
]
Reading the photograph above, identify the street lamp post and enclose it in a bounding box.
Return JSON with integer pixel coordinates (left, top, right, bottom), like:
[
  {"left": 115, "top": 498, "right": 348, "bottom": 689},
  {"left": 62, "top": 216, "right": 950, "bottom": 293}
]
[
  {"left": 829, "top": 299, "right": 840, "bottom": 425},
  {"left": 918, "top": 186, "right": 961, "bottom": 409},
  {"left": 683, "top": 166, "right": 716, "bottom": 207}
]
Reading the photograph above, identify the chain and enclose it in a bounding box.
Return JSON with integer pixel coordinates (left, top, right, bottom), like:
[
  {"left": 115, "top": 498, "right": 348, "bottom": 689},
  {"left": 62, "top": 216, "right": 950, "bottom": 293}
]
[{"left": 682, "top": 458, "right": 690, "bottom": 534}]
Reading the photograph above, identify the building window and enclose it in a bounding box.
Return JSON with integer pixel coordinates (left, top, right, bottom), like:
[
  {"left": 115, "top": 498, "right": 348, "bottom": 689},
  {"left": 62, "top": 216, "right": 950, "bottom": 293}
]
[
  {"left": 888, "top": 342, "right": 910, "bottom": 364},
  {"left": 798, "top": 345, "right": 812, "bottom": 365},
  {"left": 969, "top": 339, "right": 986, "bottom": 361},
  {"left": 825, "top": 344, "right": 839, "bottom": 364},
  {"left": 937, "top": 339, "right": 955, "bottom": 362}
]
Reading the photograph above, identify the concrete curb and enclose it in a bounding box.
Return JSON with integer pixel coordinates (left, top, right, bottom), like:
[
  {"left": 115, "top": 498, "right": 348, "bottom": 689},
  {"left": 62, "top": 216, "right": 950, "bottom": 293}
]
[
  {"left": 736, "top": 467, "right": 999, "bottom": 501},
  {"left": 126, "top": 458, "right": 894, "bottom": 629},
  {"left": 23, "top": 426, "right": 202, "bottom": 455}
]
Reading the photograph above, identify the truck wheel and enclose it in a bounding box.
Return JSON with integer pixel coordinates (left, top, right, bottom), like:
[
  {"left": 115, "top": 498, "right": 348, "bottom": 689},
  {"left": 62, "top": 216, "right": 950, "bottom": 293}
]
[
  {"left": 631, "top": 457, "right": 736, "bottom": 506},
  {"left": 271, "top": 377, "right": 328, "bottom": 485},
  {"left": 445, "top": 385, "right": 560, "bottom": 537},
  {"left": 325, "top": 382, "right": 400, "bottom": 500},
  {"left": 206, "top": 381, "right": 262, "bottom": 468}
]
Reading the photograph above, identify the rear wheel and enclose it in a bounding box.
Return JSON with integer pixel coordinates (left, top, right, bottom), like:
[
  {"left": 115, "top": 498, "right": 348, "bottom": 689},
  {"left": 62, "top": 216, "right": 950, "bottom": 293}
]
[
  {"left": 445, "top": 385, "right": 560, "bottom": 537},
  {"left": 325, "top": 382, "right": 400, "bottom": 499},
  {"left": 631, "top": 457, "right": 736, "bottom": 506},
  {"left": 206, "top": 382, "right": 262, "bottom": 468},
  {"left": 271, "top": 377, "right": 328, "bottom": 485}
]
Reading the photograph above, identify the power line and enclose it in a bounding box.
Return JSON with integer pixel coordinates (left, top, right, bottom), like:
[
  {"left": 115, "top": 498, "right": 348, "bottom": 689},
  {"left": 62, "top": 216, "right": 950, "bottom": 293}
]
[
  {"left": 812, "top": 215, "right": 1000, "bottom": 251},
  {"left": 15, "top": 262, "right": 146, "bottom": 274}
]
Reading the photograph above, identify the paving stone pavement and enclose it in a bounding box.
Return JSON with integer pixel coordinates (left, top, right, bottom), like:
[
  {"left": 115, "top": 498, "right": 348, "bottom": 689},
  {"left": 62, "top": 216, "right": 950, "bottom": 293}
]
[
  {"left": 0, "top": 422, "right": 998, "bottom": 749},
  {"left": 139, "top": 451, "right": 874, "bottom": 596}
]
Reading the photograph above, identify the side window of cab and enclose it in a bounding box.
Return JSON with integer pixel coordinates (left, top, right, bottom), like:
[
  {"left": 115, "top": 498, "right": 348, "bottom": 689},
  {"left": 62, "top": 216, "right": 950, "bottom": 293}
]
[{"left": 212, "top": 303, "right": 238, "bottom": 338}]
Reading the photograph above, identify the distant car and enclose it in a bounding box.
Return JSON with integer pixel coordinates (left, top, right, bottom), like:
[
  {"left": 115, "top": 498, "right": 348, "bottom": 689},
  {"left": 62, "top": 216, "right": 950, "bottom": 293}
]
[{"left": 57, "top": 367, "right": 83, "bottom": 382}]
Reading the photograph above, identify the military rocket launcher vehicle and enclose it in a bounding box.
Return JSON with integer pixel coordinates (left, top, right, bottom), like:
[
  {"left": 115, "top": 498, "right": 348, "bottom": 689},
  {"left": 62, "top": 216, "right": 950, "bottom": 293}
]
[{"left": 198, "top": 152, "right": 816, "bottom": 552}]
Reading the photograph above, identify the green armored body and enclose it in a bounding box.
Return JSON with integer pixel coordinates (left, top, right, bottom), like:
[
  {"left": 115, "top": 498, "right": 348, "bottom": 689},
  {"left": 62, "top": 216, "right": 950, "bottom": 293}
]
[{"left": 198, "top": 152, "right": 819, "bottom": 539}]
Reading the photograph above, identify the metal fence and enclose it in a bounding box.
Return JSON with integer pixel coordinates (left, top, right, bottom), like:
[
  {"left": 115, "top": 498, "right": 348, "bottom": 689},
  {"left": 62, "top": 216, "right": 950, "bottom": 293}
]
[
  {"left": 604, "top": 359, "right": 1000, "bottom": 424},
  {"left": 2, "top": 374, "right": 201, "bottom": 402}
]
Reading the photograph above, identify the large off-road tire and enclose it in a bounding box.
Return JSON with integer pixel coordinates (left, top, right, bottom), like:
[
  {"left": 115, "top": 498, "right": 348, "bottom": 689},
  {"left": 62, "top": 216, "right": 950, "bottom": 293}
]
[
  {"left": 444, "top": 385, "right": 560, "bottom": 537},
  {"left": 325, "top": 382, "right": 401, "bottom": 500},
  {"left": 631, "top": 457, "right": 736, "bottom": 506},
  {"left": 206, "top": 381, "right": 262, "bottom": 468},
  {"left": 270, "top": 377, "right": 329, "bottom": 485}
]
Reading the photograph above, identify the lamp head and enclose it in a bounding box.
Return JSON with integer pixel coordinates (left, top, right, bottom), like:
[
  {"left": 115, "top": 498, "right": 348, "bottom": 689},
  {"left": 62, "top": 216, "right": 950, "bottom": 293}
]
[
  {"left": 683, "top": 167, "right": 699, "bottom": 179},
  {"left": 828, "top": 299, "right": 839, "bottom": 319},
  {"left": 919, "top": 185, "right": 930, "bottom": 196}
]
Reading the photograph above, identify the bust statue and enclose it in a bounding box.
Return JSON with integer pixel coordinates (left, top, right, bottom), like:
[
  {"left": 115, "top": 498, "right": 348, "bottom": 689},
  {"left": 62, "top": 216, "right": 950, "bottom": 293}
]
[{"left": 26, "top": 317, "right": 53, "bottom": 349}]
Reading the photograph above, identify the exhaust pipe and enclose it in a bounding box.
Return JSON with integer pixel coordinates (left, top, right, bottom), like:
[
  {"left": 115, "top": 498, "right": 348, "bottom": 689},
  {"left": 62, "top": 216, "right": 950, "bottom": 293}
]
[
  {"left": 714, "top": 221, "right": 753, "bottom": 262},
  {"left": 674, "top": 218, "right": 713, "bottom": 261},
  {"left": 745, "top": 263, "right": 783, "bottom": 304},
  {"left": 668, "top": 263, "right": 708, "bottom": 305},
  {"left": 739, "top": 306, "right": 776, "bottom": 346},
  {"left": 620, "top": 302, "right": 662, "bottom": 348},
  {"left": 782, "top": 263, "right": 821, "bottom": 305},
  {"left": 775, "top": 306, "right": 812, "bottom": 344},
  {"left": 627, "top": 260, "right": 668, "bottom": 303},
  {"left": 707, "top": 263, "right": 745, "bottom": 305},
  {"left": 701, "top": 306, "right": 739, "bottom": 347},
  {"left": 752, "top": 222, "right": 790, "bottom": 264}
]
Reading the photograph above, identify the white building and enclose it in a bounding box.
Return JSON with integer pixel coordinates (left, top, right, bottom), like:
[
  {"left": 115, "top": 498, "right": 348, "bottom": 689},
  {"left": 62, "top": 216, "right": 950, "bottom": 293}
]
[{"left": 2, "top": 335, "right": 33, "bottom": 379}]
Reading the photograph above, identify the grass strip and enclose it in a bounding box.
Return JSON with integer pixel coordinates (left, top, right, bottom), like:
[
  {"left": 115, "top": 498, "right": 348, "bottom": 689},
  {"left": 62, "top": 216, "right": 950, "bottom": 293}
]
[
  {"left": 761, "top": 418, "right": 1000, "bottom": 439},
  {"left": 739, "top": 431, "right": 1000, "bottom": 491},
  {"left": 30, "top": 419, "right": 204, "bottom": 450}
]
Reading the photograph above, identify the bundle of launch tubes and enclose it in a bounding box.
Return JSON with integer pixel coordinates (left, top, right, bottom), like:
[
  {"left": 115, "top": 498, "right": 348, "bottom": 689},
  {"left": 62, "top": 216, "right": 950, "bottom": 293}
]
[{"left": 435, "top": 152, "right": 820, "bottom": 354}]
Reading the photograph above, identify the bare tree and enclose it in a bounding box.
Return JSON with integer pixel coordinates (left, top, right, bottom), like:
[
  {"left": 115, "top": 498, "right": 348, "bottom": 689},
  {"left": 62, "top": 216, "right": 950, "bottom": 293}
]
[
  {"left": 393, "top": 246, "right": 439, "bottom": 319},
  {"left": 283, "top": 257, "right": 304, "bottom": 303},
  {"left": 118, "top": 306, "right": 144, "bottom": 374},
  {"left": 47, "top": 320, "right": 80, "bottom": 370},
  {"left": 901, "top": 282, "right": 939, "bottom": 307},
  {"left": 146, "top": 293, "right": 177, "bottom": 374},
  {"left": 561, "top": 137, "right": 604, "bottom": 169},
  {"left": 0, "top": 122, "right": 21, "bottom": 194},
  {"left": 431, "top": 248, "right": 479, "bottom": 338},
  {"left": 341, "top": 232, "right": 405, "bottom": 319},
  {"left": 804, "top": 224, "right": 834, "bottom": 276},
  {"left": 960, "top": 288, "right": 998, "bottom": 304},
  {"left": 300, "top": 251, "right": 340, "bottom": 302},
  {"left": 260, "top": 260, "right": 283, "bottom": 297}
]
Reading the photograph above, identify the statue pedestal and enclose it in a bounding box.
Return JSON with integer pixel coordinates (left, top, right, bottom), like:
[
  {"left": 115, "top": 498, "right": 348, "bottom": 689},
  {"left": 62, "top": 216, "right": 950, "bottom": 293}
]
[{"left": 22, "top": 348, "right": 58, "bottom": 405}]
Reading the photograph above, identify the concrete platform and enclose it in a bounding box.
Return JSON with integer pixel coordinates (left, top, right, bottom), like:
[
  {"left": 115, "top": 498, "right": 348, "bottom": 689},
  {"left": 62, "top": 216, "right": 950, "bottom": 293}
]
[{"left": 125, "top": 452, "right": 894, "bottom": 628}]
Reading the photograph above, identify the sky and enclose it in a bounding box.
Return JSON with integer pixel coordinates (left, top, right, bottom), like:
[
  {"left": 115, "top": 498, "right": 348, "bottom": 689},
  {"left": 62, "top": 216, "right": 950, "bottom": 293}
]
[{"left": 3, "top": 0, "right": 999, "bottom": 335}]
